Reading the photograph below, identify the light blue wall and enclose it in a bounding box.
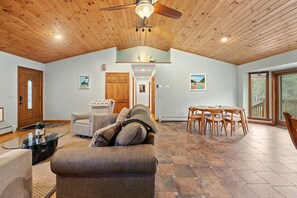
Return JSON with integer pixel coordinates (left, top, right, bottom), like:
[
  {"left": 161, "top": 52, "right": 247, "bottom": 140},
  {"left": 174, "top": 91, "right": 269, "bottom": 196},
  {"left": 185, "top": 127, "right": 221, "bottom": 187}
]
[
  {"left": 0, "top": 52, "right": 44, "bottom": 128},
  {"left": 44, "top": 48, "right": 132, "bottom": 120},
  {"left": 155, "top": 49, "right": 238, "bottom": 120},
  {"left": 116, "top": 46, "right": 171, "bottom": 63},
  {"left": 44, "top": 47, "right": 237, "bottom": 121}
]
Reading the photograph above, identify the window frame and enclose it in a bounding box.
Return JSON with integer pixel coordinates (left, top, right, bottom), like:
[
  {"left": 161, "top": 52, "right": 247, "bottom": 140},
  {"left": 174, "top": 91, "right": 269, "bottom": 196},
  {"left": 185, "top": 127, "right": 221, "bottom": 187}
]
[
  {"left": 248, "top": 71, "right": 270, "bottom": 120},
  {"left": 272, "top": 68, "right": 297, "bottom": 126}
]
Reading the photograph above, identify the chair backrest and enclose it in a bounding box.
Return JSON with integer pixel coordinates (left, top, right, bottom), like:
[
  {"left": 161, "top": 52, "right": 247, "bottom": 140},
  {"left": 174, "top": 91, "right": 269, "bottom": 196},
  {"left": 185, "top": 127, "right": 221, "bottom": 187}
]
[
  {"left": 90, "top": 99, "right": 115, "bottom": 114},
  {"left": 207, "top": 109, "right": 224, "bottom": 117},
  {"left": 188, "top": 106, "right": 200, "bottom": 118},
  {"left": 284, "top": 112, "right": 297, "bottom": 150},
  {"left": 224, "top": 109, "right": 241, "bottom": 115}
]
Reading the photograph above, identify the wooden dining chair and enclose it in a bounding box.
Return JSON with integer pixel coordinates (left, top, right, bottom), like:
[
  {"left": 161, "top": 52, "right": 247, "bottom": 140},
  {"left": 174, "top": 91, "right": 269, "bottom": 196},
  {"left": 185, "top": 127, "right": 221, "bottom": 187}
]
[
  {"left": 187, "top": 106, "right": 202, "bottom": 133},
  {"left": 224, "top": 109, "right": 245, "bottom": 136},
  {"left": 204, "top": 109, "right": 227, "bottom": 136},
  {"left": 283, "top": 112, "right": 297, "bottom": 150}
]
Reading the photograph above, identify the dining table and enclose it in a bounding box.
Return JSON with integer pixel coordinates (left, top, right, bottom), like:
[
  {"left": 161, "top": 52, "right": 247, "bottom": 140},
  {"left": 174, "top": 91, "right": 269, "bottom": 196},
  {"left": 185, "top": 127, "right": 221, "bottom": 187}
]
[{"left": 192, "top": 106, "right": 249, "bottom": 135}]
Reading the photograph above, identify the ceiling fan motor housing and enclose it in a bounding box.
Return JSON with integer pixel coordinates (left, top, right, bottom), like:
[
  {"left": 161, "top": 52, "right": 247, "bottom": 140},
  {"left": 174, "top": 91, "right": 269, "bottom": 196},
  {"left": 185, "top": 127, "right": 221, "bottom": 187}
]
[{"left": 137, "top": 0, "right": 153, "bottom": 5}]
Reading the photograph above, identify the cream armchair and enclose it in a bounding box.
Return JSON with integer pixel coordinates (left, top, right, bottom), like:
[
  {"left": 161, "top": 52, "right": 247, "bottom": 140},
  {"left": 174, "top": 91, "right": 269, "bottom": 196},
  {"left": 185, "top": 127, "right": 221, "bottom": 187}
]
[
  {"left": 71, "top": 99, "right": 117, "bottom": 137},
  {"left": 71, "top": 113, "right": 118, "bottom": 137}
]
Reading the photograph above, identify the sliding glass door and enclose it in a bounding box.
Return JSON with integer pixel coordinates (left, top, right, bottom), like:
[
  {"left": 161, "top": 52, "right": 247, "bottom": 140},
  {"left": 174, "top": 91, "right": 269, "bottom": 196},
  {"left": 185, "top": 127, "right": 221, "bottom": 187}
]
[
  {"left": 276, "top": 71, "right": 297, "bottom": 125},
  {"left": 249, "top": 72, "right": 269, "bottom": 119}
]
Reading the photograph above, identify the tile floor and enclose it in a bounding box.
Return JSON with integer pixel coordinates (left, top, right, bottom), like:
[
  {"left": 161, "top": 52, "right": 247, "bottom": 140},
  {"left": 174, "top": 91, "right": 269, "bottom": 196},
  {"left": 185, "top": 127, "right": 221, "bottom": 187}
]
[{"left": 155, "top": 122, "right": 297, "bottom": 198}]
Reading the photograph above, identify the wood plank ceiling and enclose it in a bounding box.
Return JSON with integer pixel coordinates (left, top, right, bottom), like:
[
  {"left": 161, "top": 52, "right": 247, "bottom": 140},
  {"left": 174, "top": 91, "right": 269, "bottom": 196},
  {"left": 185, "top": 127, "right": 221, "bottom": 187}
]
[{"left": 1, "top": 0, "right": 297, "bottom": 65}]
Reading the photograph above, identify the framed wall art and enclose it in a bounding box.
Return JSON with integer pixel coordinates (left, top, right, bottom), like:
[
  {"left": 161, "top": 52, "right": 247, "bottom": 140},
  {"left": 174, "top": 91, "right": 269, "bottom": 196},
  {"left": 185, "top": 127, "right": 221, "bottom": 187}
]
[
  {"left": 139, "top": 84, "right": 146, "bottom": 93},
  {"left": 190, "top": 74, "right": 206, "bottom": 90},
  {"left": 0, "top": 107, "right": 3, "bottom": 122},
  {"left": 79, "top": 75, "right": 90, "bottom": 89}
]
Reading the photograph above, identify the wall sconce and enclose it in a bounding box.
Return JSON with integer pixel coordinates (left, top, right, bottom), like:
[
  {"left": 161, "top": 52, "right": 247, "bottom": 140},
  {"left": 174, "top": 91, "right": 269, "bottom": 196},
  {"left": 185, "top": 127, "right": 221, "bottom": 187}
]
[{"left": 101, "top": 64, "right": 106, "bottom": 71}]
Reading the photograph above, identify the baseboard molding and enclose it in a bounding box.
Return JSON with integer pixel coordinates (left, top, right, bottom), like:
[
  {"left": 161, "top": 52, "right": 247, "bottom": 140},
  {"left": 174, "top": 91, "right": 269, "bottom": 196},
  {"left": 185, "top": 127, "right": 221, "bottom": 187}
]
[
  {"left": 43, "top": 120, "right": 71, "bottom": 123},
  {"left": 248, "top": 120, "right": 272, "bottom": 126},
  {"left": 158, "top": 115, "right": 187, "bottom": 122}
]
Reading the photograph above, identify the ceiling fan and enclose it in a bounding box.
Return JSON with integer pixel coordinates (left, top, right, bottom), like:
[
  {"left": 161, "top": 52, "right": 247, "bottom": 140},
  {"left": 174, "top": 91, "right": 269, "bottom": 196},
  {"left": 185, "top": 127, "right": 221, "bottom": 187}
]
[{"left": 99, "top": 0, "right": 182, "bottom": 28}]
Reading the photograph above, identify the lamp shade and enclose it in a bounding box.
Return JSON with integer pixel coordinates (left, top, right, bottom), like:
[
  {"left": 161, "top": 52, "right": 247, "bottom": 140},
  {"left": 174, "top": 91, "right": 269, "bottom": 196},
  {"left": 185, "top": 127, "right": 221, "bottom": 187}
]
[{"left": 135, "top": 3, "right": 154, "bottom": 19}]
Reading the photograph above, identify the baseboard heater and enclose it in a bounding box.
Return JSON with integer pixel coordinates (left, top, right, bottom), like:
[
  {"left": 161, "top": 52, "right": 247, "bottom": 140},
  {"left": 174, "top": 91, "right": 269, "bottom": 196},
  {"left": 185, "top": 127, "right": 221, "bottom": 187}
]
[
  {"left": 0, "top": 107, "right": 13, "bottom": 135},
  {"left": 158, "top": 115, "right": 187, "bottom": 122},
  {"left": 0, "top": 123, "right": 13, "bottom": 135}
]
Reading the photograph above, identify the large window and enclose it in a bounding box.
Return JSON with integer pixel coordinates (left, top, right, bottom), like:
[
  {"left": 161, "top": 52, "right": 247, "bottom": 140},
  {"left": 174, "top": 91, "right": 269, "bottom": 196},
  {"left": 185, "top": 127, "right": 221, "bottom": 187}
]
[
  {"left": 274, "top": 70, "right": 297, "bottom": 125},
  {"left": 248, "top": 72, "right": 269, "bottom": 119}
]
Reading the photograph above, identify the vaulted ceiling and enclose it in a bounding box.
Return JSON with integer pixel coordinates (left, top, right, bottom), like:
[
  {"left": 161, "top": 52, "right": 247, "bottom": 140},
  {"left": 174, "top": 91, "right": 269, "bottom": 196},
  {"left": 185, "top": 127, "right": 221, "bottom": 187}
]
[{"left": 1, "top": 0, "right": 297, "bottom": 65}]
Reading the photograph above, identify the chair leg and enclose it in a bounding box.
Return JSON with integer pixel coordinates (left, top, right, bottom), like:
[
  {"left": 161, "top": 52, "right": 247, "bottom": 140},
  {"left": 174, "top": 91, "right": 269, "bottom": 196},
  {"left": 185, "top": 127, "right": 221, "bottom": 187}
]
[
  {"left": 240, "top": 121, "right": 245, "bottom": 136},
  {"left": 223, "top": 120, "right": 227, "bottom": 136},
  {"left": 230, "top": 121, "right": 233, "bottom": 137},
  {"left": 204, "top": 121, "right": 208, "bottom": 134},
  {"left": 212, "top": 120, "right": 215, "bottom": 136}
]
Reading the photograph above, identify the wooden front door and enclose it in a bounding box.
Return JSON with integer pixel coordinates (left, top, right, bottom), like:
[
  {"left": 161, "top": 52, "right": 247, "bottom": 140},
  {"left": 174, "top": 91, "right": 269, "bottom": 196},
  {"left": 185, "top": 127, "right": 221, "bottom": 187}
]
[
  {"left": 18, "top": 66, "right": 43, "bottom": 128},
  {"left": 105, "top": 72, "right": 130, "bottom": 113}
]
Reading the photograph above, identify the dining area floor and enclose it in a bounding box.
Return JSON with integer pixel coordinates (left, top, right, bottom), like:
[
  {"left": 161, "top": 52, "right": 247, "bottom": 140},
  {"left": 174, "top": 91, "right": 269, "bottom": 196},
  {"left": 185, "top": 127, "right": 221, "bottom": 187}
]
[{"left": 155, "top": 122, "right": 297, "bottom": 198}]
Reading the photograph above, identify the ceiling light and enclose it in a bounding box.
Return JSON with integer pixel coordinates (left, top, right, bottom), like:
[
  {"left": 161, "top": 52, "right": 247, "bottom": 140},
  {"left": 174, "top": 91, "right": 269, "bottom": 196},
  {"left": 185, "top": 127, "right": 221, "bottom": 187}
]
[
  {"left": 135, "top": 0, "right": 154, "bottom": 19},
  {"left": 221, "top": 37, "right": 229, "bottom": 43},
  {"left": 55, "top": 34, "right": 62, "bottom": 40},
  {"left": 141, "top": 69, "right": 145, "bottom": 72}
]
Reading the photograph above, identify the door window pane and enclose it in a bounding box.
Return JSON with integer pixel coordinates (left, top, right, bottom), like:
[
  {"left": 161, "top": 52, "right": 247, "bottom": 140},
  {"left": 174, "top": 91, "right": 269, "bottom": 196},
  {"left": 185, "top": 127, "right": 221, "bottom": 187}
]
[
  {"left": 28, "top": 80, "right": 32, "bottom": 109},
  {"left": 249, "top": 72, "right": 268, "bottom": 118},
  {"left": 279, "top": 73, "right": 297, "bottom": 120}
]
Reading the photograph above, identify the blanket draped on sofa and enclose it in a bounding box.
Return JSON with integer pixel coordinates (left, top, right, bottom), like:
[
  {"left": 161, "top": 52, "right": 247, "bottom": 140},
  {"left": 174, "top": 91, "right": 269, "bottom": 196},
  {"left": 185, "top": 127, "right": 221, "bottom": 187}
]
[{"left": 122, "top": 104, "right": 157, "bottom": 133}]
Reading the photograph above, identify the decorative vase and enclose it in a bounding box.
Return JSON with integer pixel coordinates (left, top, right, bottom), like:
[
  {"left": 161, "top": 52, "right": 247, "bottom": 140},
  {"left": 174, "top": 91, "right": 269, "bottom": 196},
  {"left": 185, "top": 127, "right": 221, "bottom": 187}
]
[{"left": 35, "top": 128, "right": 45, "bottom": 138}]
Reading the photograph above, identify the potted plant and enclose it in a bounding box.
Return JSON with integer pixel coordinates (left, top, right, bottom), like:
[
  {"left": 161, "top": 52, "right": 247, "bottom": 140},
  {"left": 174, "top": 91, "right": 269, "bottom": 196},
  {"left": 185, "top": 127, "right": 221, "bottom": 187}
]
[{"left": 35, "top": 122, "right": 46, "bottom": 137}]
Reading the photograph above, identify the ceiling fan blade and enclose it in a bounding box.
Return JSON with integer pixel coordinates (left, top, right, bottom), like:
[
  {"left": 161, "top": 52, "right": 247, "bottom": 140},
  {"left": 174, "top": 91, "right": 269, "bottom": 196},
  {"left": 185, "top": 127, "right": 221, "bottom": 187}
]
[
  {"left": 154, "top": 3, "right": 182, "bottom": 19},
  {"left": 99, "top": 3, "right": 136, "bottom": 11},
  {"left": 138, "top": 17, "right": 145, "bottom": 28}
]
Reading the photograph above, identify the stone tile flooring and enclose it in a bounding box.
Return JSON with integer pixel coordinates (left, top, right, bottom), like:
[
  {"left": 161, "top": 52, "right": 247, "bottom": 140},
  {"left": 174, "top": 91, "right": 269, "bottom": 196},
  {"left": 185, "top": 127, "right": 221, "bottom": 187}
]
[{"left": 155, "top": 122, "right": 297, "bottom": 198}]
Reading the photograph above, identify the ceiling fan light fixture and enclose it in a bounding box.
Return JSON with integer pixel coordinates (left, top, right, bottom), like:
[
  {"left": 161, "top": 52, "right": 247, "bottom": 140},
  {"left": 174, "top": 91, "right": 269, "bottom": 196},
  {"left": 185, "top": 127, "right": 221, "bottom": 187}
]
[{"left": 135, "top": 0, "right": 154, "bottom": 19}]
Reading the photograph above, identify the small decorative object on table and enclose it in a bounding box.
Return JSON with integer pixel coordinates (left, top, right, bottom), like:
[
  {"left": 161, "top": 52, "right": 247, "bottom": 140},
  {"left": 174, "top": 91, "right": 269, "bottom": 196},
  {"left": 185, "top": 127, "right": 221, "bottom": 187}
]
[{"left": 35, "top": 122, "right": 46, "bottom": 138}]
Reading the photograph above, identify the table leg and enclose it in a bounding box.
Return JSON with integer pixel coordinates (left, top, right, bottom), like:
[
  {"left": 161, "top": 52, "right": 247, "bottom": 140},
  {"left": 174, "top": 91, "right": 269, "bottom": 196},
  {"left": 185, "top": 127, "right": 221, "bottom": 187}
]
[
  {"left": 243, "top": 110, "right": 249, "bottom": 133},
  {"left": 200, "top": 111, "right": 205, "bottom": 135}
]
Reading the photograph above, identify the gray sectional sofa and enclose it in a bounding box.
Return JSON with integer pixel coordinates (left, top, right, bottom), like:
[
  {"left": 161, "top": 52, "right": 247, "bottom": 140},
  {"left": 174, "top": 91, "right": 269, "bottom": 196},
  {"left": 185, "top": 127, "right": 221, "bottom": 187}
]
[{"left": 51, "top": 105, "right": 158, "bottom": 198}]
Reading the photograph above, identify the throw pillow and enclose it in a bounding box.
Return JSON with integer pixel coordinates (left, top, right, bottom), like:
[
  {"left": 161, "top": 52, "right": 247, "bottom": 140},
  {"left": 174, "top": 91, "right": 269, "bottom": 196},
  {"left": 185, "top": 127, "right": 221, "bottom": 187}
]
[
  {"left": 89, "top": 122, "right": 122, "bottom": 147},
  {"left": 116, "top": 107, "right": 130, "bottom": 123},
  {"left": 115, "top": 123, "right": 147, "bottom": 146}
]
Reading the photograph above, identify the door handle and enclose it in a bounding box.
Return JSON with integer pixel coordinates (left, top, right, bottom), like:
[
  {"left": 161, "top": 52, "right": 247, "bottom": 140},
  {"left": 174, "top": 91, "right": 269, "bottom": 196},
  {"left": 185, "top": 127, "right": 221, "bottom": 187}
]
[{"left": 19, "top": 96, "right": 22, "bottom": 105}]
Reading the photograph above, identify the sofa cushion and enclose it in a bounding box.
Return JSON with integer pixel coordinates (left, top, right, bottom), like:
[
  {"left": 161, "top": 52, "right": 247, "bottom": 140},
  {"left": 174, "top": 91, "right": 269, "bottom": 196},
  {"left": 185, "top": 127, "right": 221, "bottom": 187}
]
[
  {"left": 115, "top": 123, "right": 147, "bottom": 146},
  {"left": 74, "top": 119, "right": 90, "bottom": 125},
  {"left": 89, "top": 122, "right": 122, "bottom": 147},
  {"left": 116, "top": 107, "right": 130, "bottom": 123}
]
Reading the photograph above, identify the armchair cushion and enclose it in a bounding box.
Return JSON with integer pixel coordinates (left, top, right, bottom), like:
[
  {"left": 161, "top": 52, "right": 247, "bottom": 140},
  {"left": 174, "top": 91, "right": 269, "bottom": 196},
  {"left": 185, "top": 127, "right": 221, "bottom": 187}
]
[
  {"left": 115, "top": 123, "right": 147, "bottom": 146},
  {"left": 89, "top": 122, "right": 122, "bottom": 147},
  {"left": 71, "top": 112, "right": 89, "bottom": 121},
  {"left": 74, "top": 119, "right": 89, "bottom": 125}
]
